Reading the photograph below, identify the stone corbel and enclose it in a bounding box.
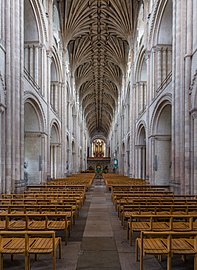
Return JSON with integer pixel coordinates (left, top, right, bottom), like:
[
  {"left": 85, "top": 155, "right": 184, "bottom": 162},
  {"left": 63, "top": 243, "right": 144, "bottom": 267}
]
[
  {"left": 46, "top": 49, "right": 53, "bottom": 59},
  {"left": 0, "top": 104, "right": 5, "bottom": 113},
  {"left": 190, "top": 109, "right": 197, "bottom": 119}
]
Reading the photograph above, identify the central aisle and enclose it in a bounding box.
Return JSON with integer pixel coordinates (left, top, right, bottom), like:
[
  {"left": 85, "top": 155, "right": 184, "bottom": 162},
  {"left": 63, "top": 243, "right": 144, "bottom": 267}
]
[
  {"left": 62, "top": 176, "right": 163, "bottom": 270},
  {"left": 76, "top": 177, "right": 121, "bottom": 269}
]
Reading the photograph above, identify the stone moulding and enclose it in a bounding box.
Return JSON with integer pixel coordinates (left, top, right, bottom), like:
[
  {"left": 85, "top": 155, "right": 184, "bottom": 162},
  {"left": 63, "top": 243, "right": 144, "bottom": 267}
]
[
  {"left": 148, "top": 0, "right": 160, "bottom": 46},
  {"left": 0, "top": 71, "right": 6, "bottom": 106},
  {"left": 189, "top": 69, "right": 197, "bottom": 110},
  {"left": 189, "top": 69, "right": 197, "bottom": 93}
]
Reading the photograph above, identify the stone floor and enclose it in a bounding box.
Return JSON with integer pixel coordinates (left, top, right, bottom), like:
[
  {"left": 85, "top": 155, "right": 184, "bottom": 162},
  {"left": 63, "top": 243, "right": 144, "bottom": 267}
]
[{"left": 2, "top": 178, "right": 194, "bottom": 269}]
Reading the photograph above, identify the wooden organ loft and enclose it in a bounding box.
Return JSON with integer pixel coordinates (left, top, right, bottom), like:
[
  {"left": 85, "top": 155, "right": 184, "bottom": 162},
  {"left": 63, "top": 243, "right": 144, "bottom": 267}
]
[{"left": 87, "top": 139, "right": 111, "bottom": 173}]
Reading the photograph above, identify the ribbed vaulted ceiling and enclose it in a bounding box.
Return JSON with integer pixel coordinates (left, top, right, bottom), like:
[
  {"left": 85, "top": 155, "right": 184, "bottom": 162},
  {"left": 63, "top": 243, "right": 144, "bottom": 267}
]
[{"left": 64, "top": 0, "right": 134, "bottom": 138}]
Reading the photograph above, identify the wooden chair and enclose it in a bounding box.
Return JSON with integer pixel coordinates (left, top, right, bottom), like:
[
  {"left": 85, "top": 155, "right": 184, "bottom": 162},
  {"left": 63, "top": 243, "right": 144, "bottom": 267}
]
[
  {"left": 0, "top": 231, "right": 62, "bottom": 270},
  {"left": 135, "top": 231, "right": 197, "bottom": 270}
]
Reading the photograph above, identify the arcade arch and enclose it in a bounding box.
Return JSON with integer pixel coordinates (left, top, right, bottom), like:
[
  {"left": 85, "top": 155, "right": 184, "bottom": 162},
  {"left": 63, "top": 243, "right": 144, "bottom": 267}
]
[
  {"left": 24, "top": 99, "right": 45, "bottom": 184},
  {"left": 151, "top": 101, "right": 172, "bottom": 185},
  {"left": 50, "top": 122, "right": 61, "bottom": 179},
  {"left": 136, "top": 124, "right": 146, "bottom": 179}
]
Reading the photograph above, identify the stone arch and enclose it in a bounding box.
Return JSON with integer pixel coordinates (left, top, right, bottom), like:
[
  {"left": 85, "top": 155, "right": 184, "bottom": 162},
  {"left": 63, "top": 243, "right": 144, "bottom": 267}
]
[
  {"left": 151, "top": 98, "right": 172, "bottom": 135},
  {"left": 24, "top": 0, "right": 48, "bottom": 90},
  {"left": 136, "top": 122, "right": 146, "bottom": 145},
  {"left": 136, "top": 3, "right": 145, "bottom": 50},
  {"left": 150, "top": 97, "right": 172, "bottom": 185},
  {"left": 148, "top": 0, "right": 172, "bottom": 97},
  {"left": 150, "top": 94, "right": 172, "bottom": 134},
  {"left": 52, "top": 0, "right": 62, "bottom": 47},
  {"left": 51, "top": 50, "right": 63, "bottom": 82},
  {"left": 149, "top": 0, "right": 172, "bottom": 48},
  {"left": 24, "top": 0, "right": 39, "bottom": 43},
  {"left": 50, "top": 52, "right": 63, "bottom": 113},
  {"left": 24, "top": 97, "right": 45, "bottom": 132},
  {"left": 24, "top": 0, "right": 48, "bottom": 44},
  {"left": 50, "top": 122, "right": 60, "bottom": 144},
  {"left": 91, "top": 135, "right": 107, "bottom": 144},
  {"left": 136, "top": 122, "right": 147, "bottom": 179},
  {"left": 24, "top": 98, "right": 45, "bottom": 185},
  {"left": 50, "top": 120, "right": 61, "bottom": 179},
  {"left": 157, "top": 0, "right": 172, "bottom": 46},
  {"left": 135, "top": 48, "right": 147, "bottom": 115}
]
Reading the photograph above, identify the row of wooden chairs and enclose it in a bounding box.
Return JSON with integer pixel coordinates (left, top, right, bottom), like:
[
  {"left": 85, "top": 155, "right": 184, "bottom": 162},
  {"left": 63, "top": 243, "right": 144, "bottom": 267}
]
[
  {"left": 106, "top": 175, "right": 197, "bottom": 270},
  {"left": 127, "top": 213, "right": 197, "bottom": 246},
  {"left": 103, "top": 174, "right": 147, "bottom": 190},
  {"left": 0, "top": 173, "right": 95, "bottom": 269},
  {"left": 0, "top": 213, "right": 70, "bottom": 245},
  {"left": 120, "top": 204, "right": 197, "bottom": 228}
]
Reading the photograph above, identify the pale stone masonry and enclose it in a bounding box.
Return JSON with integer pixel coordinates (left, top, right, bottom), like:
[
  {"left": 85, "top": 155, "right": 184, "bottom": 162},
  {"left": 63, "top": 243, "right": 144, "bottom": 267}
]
[{"left": 0, "top": 0, "right": 196, "bottom": 194}]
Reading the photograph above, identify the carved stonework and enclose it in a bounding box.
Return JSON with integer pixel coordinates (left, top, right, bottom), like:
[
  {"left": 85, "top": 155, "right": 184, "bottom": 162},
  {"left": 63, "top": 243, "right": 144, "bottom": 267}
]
[
  {"left": 0, "top": 71, "right": 6, "bottom": 106},
  {"left": 189, "top": 69, "right": 197, "bottom": 94},
  {"left": 148, "top": 0, "right": 160, "bottom": 46},
  {"left": 0, "top": 71, "right": 5, "bottom": 91},
  {"left": 0, "top": 104, "right": 5, "bottom": 113},
  {"left": 191, "top": 110, "right": 197, "bottom": 119}
]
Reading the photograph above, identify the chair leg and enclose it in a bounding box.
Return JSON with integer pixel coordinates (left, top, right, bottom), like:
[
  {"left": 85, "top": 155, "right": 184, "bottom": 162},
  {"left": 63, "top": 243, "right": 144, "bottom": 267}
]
[
  {"left": 25, "top": 254, "right": 30, "bottom": 270},
  {"left": 167, "top": 253, "right": 171, "bottom": 270},
  {"left": 181, "top": 255, "right": 186, "bottom": 262},
  {"left": 0, "top": 254, "right": 3, "bottom": 270},
  {"left": 53, "top": 254, "right": 56, "bottom": 270},
  {"left": 139, "top": 248, "right": 143, "bottom": 270},
  {"left": 130, "top": 231, "right": 133, "bottom": 246},
  {"left": 135, "top": 239, "right": 139, "bottom": 262},
  {"left": 59, "top": 238, "right": 62, "bottom": 259},
  {"left": 158, "top": 255, "right": 162, "bottom": 261},
  {"left": 194, "top": 254, "right": 197, "bottom": 270},
  {"left": 65, "top": 229, "right": 67, "bottom": 245}
]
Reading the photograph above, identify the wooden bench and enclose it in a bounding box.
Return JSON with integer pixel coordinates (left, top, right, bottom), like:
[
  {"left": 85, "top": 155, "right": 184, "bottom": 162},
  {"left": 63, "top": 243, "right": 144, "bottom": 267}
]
[
  {"left": 0, "top": 230, "right": 62, "bottom": 270},
  {"left": 135, "top": 231, "right": 197, "bottom": 270}
]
